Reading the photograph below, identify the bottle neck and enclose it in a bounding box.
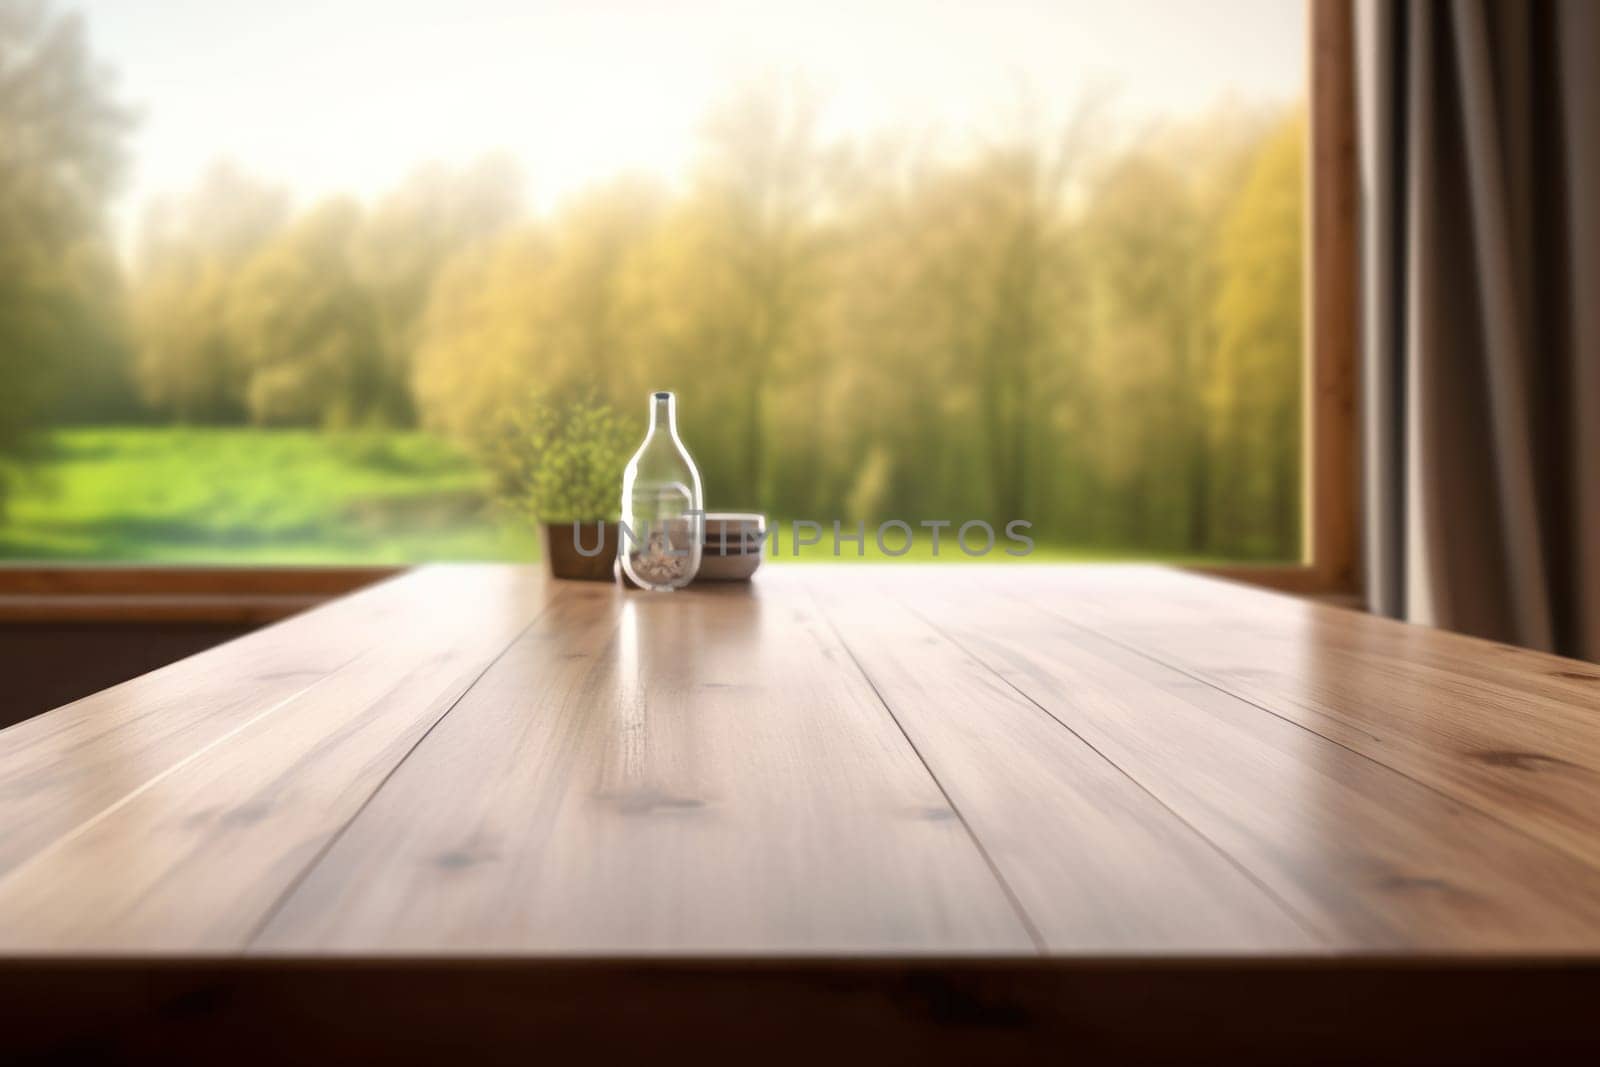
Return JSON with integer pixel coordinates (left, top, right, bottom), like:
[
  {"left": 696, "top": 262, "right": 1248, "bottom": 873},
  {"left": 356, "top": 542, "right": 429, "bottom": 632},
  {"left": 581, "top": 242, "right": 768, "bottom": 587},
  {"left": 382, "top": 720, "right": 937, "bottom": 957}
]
[{"left": 648, "top": 392, "right": 675, "bottom": 435}]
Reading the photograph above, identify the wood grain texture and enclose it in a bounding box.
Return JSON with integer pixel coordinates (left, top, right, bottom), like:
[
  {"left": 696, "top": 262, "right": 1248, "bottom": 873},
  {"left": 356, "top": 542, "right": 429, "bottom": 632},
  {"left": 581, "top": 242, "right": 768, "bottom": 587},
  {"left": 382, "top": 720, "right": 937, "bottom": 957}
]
[
  {"left": 1021, "top": 567, "right": 1600, "bottom": 874},
  {"left": 1309, "top": 0, "right": 1360, "bottom": 593},
  {"left": 889, "top": 568, "right": 1600, "bottom": 950},
  {"left": 0, "top": 593, "right": 326, "bottom": 625},
  {"left": 0, "top": 566, "right": 396, "bottom": 623},
  {"left": 797, "top": 569, "right": 1314, "bottom": 952},
  {"left": 3, "top": 564, "right": 1600, "bottom": 961},
  {"left": 0, "top": 569, "right": 491, "bottom": 880},
  {"left": 0, "top": 621, "right": 252, "bottom": 730},
  {"left": 254, "top": 579, "right": 1033, "bottom": 953},
  {"left": 9, "top": 958, "right": 1600, "bottom": 1065},
  {"left": 0, "top": 569, "right": 435, "bottom": 880},
  {"left": 0, "top": 567, "right": 552, "bottom": 950},
  {"left": 0, "top": 566, "right": 395, "bottom": 597}
]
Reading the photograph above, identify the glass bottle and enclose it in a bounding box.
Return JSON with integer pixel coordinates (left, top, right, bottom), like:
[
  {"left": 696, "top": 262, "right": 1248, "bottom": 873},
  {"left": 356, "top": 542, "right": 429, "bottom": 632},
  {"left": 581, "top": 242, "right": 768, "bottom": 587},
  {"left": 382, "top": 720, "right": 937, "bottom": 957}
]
[{"left": 620, "top": 391, "right": 703, "bottom": 591}]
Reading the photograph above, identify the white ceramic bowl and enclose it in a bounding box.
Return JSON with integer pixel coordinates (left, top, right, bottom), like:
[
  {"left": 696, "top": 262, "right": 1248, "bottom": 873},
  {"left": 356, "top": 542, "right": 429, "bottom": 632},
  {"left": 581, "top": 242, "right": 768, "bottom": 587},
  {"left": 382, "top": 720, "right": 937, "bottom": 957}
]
[{"left": 697, "top": 512, "right": 765, "bottom": 581}]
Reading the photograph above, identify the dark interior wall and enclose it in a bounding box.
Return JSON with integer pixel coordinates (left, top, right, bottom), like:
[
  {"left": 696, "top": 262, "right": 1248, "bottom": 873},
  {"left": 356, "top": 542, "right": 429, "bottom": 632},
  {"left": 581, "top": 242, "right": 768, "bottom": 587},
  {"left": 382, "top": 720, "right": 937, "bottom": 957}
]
[{"left": 0, "top": 623, "right": 254, "bottom": 729}]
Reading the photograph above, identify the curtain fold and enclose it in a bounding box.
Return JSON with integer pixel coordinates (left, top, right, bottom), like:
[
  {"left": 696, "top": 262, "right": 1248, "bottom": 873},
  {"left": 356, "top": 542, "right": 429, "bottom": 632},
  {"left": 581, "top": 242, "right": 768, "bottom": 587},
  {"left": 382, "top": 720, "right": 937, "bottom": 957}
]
[{"left": 1357, "top": 0, "right": 1600, "bottom": 659}]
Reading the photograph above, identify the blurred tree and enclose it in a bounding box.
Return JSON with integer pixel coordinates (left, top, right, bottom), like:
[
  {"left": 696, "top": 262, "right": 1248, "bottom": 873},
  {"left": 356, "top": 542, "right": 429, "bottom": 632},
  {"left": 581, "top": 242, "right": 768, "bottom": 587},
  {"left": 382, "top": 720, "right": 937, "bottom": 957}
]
[
  {"left": 414, "top": 226, "right": 548, "bottom": 448},
  {"left": 1208, "top": 111, "right": 1305, "bottom": 557},
  {"left": 412, "top": 177, "right": 662, "bottom": 470},
  {"left": 404, "top": 98, "right": 1305, "bottom": 561},
  {"left": 652, "top": 82, "right": 830, "bottom": 509},
  {"left": 23, "top": 234, "right": 136, "bottom": 424},
  {"left": 795, "top": 103, "right": 1098, "bottom": 532},
  {"left": 227, "top": 199, "right": 385, "bottom": 427},
  {"left": 817, "top": 139, "right": 953, "bottom": 522},
  {"left": 101, "top": 80, "right": 1304, "bottom": 563},
  {"left": 0, "top": 0, "right": 128, "bottom": 499},
  {"left": 549, "top": 177, "right": 664, "bottom": 406},
  {"left": 937, "top": 111, "right": 1095, "bottom": 528},
  {"left": 356, "top": 155, "right": 523, "bottom": 425},
  {"left": 131, "top": 164, "right": 288, "bottom": 422}
]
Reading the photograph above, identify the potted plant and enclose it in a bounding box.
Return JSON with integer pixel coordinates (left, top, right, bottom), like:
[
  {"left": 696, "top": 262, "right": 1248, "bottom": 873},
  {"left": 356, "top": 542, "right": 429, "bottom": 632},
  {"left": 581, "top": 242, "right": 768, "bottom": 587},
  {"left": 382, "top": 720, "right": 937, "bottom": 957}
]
[{"left": 496, "top": 392, "right": 635, "bottom": 580}]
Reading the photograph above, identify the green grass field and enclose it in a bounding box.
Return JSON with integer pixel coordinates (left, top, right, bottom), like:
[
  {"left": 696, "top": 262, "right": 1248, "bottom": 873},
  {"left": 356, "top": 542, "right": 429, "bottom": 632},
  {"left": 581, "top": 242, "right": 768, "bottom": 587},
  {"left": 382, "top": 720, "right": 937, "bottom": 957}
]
[
  {"left": 0, "top": 427, "right": 1219, "bottom": 565},
  {"left": 0, "top": 427, "right": 534, "bottom": 563}
]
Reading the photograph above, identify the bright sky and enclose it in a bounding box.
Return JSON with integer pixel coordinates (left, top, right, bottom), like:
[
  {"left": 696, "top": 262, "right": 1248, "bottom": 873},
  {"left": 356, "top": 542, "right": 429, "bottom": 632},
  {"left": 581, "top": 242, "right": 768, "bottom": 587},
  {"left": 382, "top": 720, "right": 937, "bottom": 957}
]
[{"left": 71, "top": 0, "right": 1305, "bottom": 224}]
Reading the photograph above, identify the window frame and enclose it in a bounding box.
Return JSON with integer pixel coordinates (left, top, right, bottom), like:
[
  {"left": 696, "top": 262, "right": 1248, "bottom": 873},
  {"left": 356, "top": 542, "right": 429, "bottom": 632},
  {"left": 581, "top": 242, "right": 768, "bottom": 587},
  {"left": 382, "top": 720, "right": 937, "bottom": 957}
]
[
  {"left": 0, "top": 0, "right": 1360, "bottom": 623},
  {"left": 1200, "top": 0, "right": 1359, "bottom": 603}
]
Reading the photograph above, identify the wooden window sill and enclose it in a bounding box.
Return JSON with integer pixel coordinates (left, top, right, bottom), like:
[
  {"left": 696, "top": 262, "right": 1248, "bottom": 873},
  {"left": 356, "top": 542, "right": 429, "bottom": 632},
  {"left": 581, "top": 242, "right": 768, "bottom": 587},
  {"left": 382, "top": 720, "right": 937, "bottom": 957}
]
[
  {"left": 0, "top": 567, "right": 401, "bottom": 624},
  {"left": 0, "top": 562, "right": 1360, "bottom": 624}
]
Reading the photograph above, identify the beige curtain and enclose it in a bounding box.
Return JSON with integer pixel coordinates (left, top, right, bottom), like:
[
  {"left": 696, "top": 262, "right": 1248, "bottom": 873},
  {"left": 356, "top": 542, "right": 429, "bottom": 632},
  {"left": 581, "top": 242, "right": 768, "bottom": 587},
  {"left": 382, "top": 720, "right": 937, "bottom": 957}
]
[{"left": 1358, "top": 0, "right": 1600, "bottom": 659}]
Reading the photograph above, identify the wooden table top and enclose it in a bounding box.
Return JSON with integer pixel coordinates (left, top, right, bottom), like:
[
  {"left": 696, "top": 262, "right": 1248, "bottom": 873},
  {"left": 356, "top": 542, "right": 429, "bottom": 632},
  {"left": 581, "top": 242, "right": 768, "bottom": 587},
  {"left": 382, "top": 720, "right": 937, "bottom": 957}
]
[{"left": 4, "top": 562, "right": 1600, "bottom": 960}]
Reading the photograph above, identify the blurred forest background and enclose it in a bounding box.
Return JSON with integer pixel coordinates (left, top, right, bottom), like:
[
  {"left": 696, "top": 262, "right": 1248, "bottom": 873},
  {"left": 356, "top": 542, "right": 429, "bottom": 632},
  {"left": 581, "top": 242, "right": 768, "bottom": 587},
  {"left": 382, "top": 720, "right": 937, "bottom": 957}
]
[{"left": 0, "top": 0, "right": 1303, "bottom": 563}]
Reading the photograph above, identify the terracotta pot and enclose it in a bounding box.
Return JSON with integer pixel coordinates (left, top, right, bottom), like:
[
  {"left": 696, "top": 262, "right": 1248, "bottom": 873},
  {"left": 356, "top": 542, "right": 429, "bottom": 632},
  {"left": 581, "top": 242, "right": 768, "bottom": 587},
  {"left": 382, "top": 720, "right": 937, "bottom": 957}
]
[{"left": 540, "top": 521, "right": 618, "bottom": 581}]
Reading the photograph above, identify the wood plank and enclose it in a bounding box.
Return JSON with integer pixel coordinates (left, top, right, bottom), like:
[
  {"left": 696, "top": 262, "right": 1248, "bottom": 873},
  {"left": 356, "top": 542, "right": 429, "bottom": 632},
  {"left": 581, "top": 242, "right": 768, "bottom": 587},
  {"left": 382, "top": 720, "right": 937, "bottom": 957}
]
[
  {"left": 796, "top": 569, "right": 1316, "bottom": 952},
  {"left": 1019, "top": 566, "right": 1600, "bottom": 875},
  {"left": 885, "top": 568, "right": 1600, "bottom": 950},
  {"left": 0, "top": 567, "right": 521, "bottom": 879},
  {"left": 1308, "top": 0, "right": 1361, "bottom": 594},
  {"left": 0, "top": 566, "right": 553, "bottom": 951},
  {"left": 9, "top": 958, "right": 1600, "bottom": 1064},
  {"left": 255, "top": 577, "right": 1035, "bottom": 953},
  {"left": 0, "top": 566, "right": 395, "bottom": 597},
  {"left": 0, "top": 593, "right": 324, "bottom": 625},
  {"left": 8, "top": 562, "right": 1600, "bottom": 961},
  {"left": 0, "top": 566, "right": 396, "bottom": 623}
]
